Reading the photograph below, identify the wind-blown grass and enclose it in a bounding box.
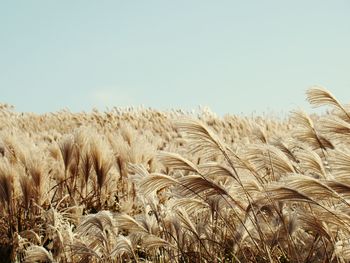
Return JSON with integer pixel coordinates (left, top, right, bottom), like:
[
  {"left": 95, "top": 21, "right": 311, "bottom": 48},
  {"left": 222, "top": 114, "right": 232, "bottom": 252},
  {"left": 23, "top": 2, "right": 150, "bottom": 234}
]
[{"left": 1, "top": 87, "right": 350, "bottom": 262}]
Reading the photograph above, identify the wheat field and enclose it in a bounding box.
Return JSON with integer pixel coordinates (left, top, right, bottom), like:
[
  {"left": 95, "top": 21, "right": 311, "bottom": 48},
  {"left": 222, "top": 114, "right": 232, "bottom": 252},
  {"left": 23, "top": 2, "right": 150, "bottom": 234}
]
[{"left": 1, "top": 87, "right": 350, "bottom": 262}]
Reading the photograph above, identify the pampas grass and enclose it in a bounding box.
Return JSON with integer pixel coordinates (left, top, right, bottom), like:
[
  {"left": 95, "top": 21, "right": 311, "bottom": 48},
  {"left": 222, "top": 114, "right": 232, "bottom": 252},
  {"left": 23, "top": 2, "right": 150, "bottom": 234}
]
[{"left": 2, "top": 87, "right": 350, "bottom": 262}]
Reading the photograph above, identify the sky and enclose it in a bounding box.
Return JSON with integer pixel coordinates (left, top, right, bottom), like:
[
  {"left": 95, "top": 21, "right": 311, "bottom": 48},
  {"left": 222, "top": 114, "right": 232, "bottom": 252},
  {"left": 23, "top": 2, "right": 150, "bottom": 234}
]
[{"left": 1, "top": 1, "right": 349, "bottom": 116}]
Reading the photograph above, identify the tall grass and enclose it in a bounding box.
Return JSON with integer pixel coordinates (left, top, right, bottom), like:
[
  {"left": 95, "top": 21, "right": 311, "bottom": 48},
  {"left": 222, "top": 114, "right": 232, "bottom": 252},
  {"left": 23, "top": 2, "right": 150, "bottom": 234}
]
[{"left": 1, "top": 88, "right": 350, "bottom": 262}]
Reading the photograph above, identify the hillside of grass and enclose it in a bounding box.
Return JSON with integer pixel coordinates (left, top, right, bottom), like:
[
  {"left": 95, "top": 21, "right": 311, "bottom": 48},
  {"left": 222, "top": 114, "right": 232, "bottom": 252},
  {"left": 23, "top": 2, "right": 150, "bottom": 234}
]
[{"left": 1, "top": 87, "right": 350, "bottom": 262}]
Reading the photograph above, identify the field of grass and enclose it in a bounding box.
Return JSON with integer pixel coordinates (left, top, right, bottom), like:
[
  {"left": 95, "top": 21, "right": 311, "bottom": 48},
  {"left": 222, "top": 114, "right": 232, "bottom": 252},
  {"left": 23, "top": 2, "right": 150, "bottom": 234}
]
[{"left": 1, "top": 87, "right": 350, "bottom": 262}]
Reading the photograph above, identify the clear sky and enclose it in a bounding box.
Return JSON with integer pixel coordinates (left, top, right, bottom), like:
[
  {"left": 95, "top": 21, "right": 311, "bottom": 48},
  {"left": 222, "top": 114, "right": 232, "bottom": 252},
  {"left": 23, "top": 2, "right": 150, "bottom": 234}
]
[{"left": 1, "top": 1, "right": 349, "bottom": 115}]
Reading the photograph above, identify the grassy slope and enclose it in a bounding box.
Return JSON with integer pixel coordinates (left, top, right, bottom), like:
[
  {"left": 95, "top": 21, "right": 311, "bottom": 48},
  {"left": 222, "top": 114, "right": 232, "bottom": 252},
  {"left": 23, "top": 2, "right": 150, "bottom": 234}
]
[{"left": 0, "top": 88, "right": 350, "bottom": 262}]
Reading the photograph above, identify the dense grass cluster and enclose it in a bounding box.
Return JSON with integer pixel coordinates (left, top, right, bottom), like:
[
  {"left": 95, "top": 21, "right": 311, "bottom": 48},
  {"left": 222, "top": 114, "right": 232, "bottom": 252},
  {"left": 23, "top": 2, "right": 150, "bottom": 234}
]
[{"left": 1, "top": 87, "right": 350, "bottom": 262}]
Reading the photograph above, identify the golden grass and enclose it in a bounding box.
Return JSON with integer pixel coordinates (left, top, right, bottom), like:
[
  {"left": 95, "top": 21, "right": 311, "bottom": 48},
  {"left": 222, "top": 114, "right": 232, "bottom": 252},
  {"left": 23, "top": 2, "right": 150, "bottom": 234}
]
[{"left": 1, "top": 87, "right": 350, "bottom": 262}]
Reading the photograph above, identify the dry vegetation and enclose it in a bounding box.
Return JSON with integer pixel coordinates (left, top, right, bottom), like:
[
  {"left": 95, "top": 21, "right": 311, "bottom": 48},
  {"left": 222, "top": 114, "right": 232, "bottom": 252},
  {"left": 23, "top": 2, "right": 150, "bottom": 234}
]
[{"left": 1, "top": 87, "right": 350, "bottom": 262}]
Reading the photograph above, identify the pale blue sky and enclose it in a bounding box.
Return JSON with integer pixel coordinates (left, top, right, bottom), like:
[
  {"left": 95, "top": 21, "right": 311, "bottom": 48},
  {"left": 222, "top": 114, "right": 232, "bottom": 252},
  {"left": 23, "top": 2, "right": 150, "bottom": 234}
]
[{"left": 1, "top": 1, "right": 349, "bottom": 115}]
